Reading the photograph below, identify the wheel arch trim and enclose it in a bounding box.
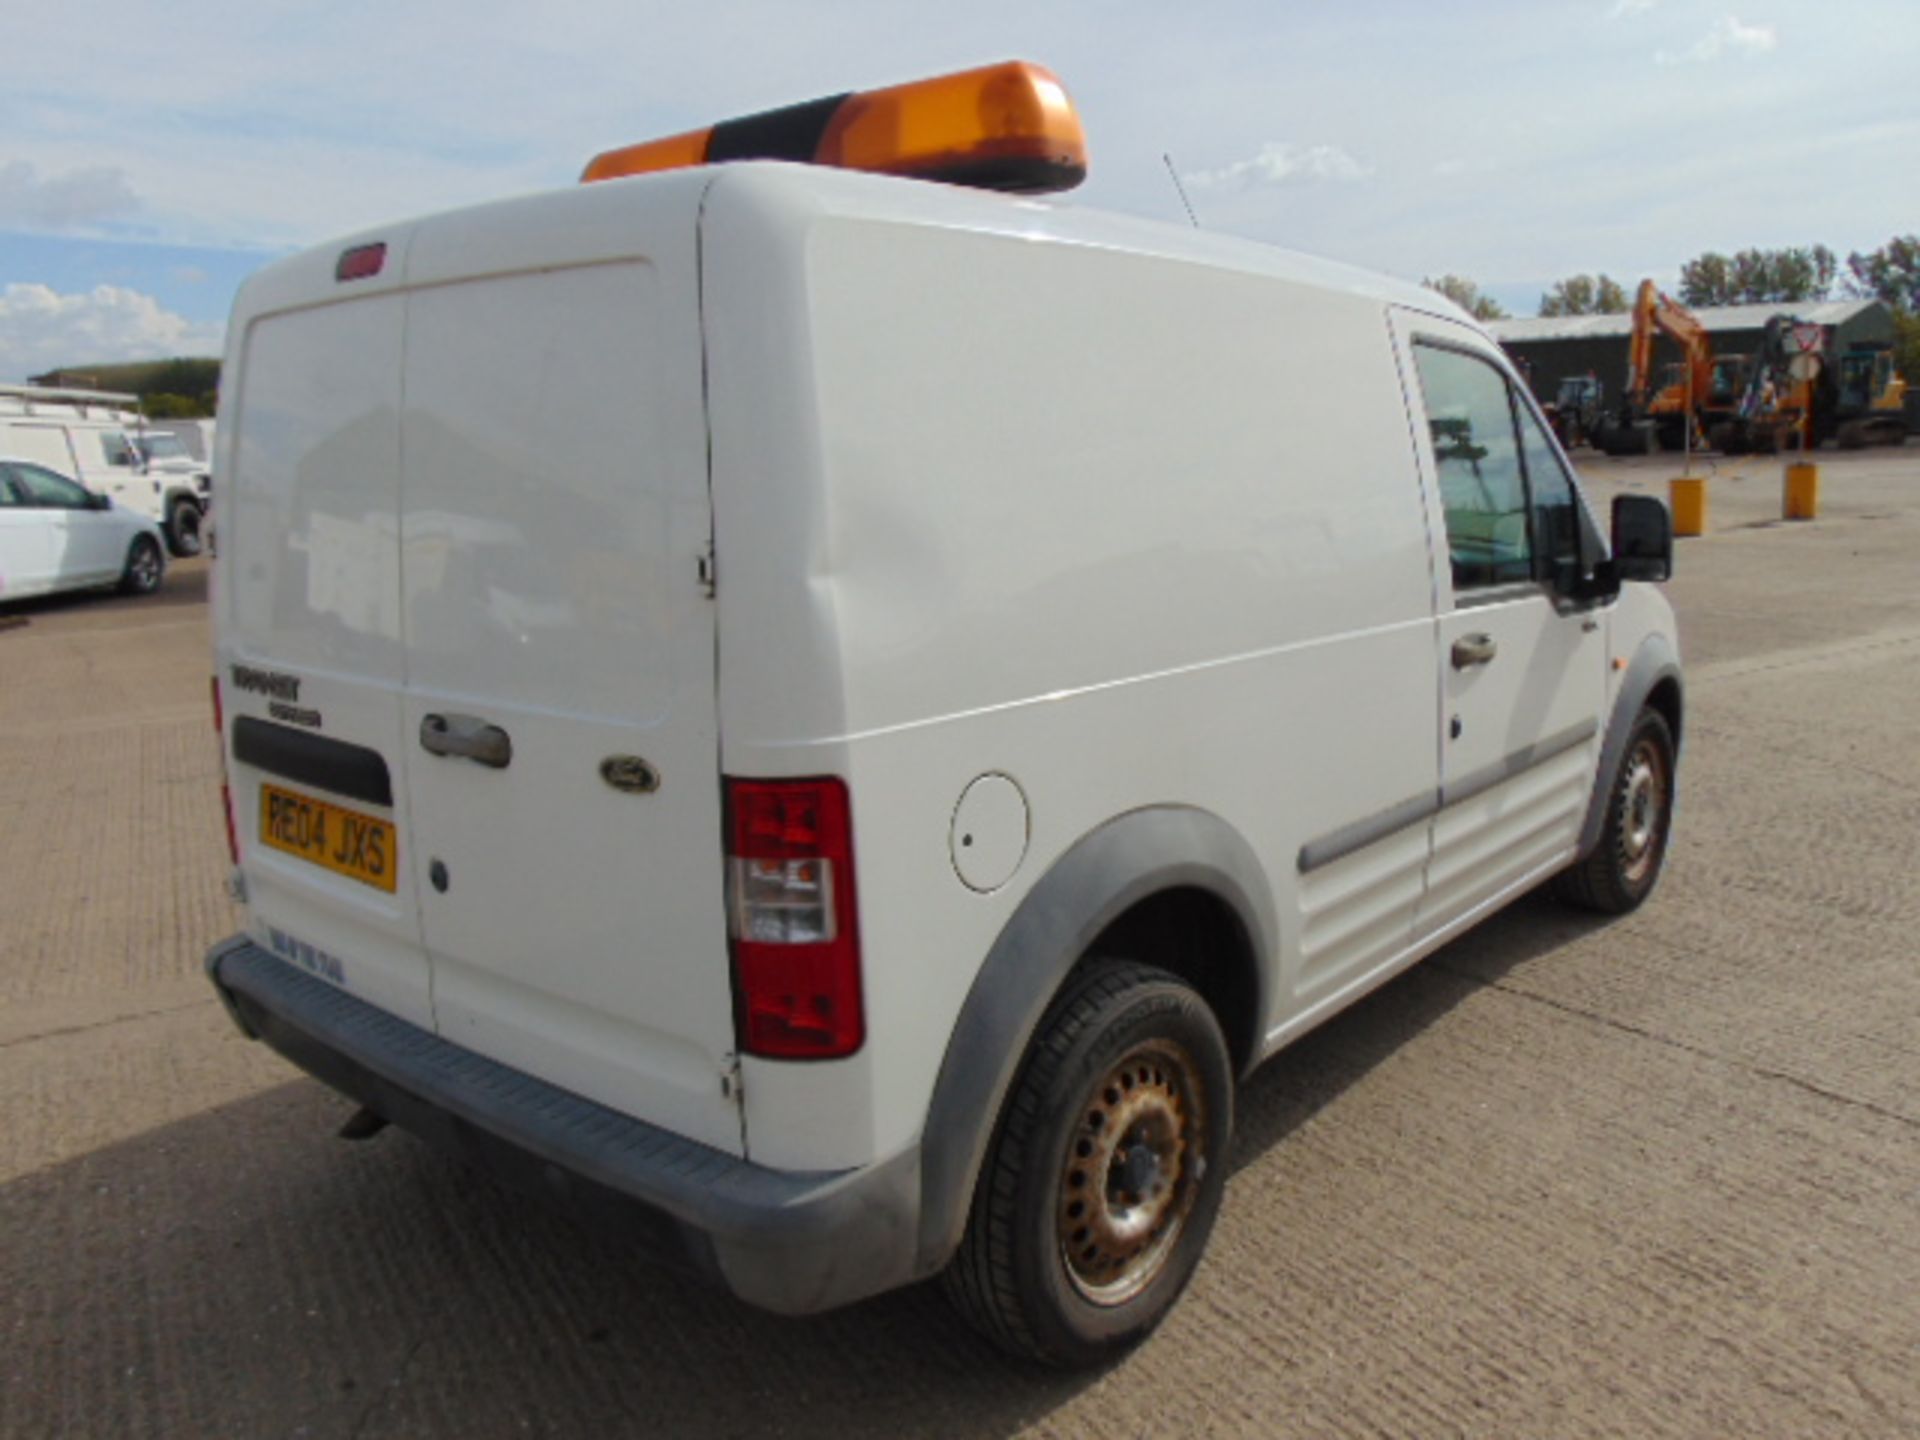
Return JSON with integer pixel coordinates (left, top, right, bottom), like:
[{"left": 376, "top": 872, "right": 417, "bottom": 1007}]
[
  {"left": 912, "top": 804, "right": 1277, "bottom": 1275},
  {"left": 1577, "top": 631, "right": 1682, "bottom": 860}
]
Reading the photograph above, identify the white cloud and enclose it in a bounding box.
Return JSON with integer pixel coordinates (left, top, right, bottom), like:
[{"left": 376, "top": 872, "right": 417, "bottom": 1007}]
[
  {"left": 1184, "top": 142, "right": 1371, "bottom": 191},
  {"left": 1656, "top": 15, "right": 1779, "bottom": 65},
  {"left": 0, "top": 283, "right": 223, "bottom": 382},
  {"left": 1609, "top": 0, "right": 1657, "bottom": 17},
  {"left": 0, "top": 160, "right": 142, "bottom": 232}
]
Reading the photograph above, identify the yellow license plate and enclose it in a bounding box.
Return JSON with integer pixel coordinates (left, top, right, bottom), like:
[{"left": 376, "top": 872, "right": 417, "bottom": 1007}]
[{"left": 258, "top": 783, "right": 398, "bottom": 893}]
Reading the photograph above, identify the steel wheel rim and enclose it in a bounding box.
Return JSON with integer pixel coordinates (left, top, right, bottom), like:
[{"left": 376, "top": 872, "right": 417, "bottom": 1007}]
[
  {"left": 1618, "top": 736, "right": 1669, "bottom": 886},
  {"left": 1057, "top": 1038, "right": 1206, "bottom": 1306},
  {"left": 132, "top": 544, "right": 160, "bottom": 589}
]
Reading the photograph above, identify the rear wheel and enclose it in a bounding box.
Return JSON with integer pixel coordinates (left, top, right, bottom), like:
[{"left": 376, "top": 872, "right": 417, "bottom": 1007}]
[
  {"left": 165, "top": 496, "right": 204, "bottom": 557},
  {"left": 944, "top": 961, "right": 1233, "bottom": 1368},
  {"left": 119, "top": 535, "right": 164, "bottom": 595},
  {"left": 1557, "top": 708, "right": 1675, "bottom": 914}
]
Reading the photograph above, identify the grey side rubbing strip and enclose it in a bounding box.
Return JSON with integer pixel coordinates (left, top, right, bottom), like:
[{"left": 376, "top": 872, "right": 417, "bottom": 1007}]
[
  {"left": 1297, "top": 718, "right": 1600, "bottom": 874},
  {"left": 1441, "top": 718, "right": 1598, "bottom": 810},
  {"left": 1297, "top": 789, "right": 1439, "bottom": 874},
  {"left": 1451, "top": 581, "right": 1544, "bottom": 610}
]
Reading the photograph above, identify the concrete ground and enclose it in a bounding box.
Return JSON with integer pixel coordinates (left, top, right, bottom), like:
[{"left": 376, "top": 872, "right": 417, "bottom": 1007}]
[{"left": 3, "top": 446, "right": 1917, "bottom": 1438}]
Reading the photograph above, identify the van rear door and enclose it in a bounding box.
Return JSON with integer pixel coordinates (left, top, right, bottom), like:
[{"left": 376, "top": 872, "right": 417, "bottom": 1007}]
[
  {"left": 396, "top": 180, "right": 740, "bottom": 1153},
  {"left": 222, "top": 246, "right": 431, "bottom": 1029}
]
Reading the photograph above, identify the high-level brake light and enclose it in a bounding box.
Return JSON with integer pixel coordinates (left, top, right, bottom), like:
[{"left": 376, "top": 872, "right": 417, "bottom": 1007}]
[
  {"left": 725, "top": 777, "right": 864, "bottom": 1060},
  {"left": 335, "top": 243, "right": 386, "bottom": 283},
  {"left": 582, "top": 60, "right": 1087, "bottom": 196}
]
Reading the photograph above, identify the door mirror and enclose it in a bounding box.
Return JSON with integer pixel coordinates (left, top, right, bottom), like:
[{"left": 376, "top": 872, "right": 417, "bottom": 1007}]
[
  {"left": 89, "top": 491, "right": 113, "bottom": 511},
  {"left": 1611, "top": 493, "right": 1672, "bottom": 582}
]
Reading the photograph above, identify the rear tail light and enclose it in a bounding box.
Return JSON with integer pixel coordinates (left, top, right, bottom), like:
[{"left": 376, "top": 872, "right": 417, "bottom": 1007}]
[
  {"left": 212, "top": 676, "right": 238, "bottom": 866},
  {"left": 725, "top": 777, "right": 864, "bottom": 1059}
]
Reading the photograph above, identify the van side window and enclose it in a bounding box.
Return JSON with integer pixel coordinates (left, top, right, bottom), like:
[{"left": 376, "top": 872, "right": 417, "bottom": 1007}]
[
  {"left": 1513, "top": 397, "right": 1583, "bottom": 589},
  {"left": 100, "top": 431, "right": 135, "bottom": 467},
  {"left": 1411, "top": 344, "right": 1531, "bottom": 589}
]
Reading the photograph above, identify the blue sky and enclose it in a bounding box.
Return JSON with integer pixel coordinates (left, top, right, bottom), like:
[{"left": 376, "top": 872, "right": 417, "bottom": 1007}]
[{"left": 4, "top": 0, "right": 1915, "bottom": 381}]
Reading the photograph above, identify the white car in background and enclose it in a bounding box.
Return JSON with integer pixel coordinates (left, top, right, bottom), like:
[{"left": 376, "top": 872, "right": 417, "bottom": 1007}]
[{"left": 0, "top": 457, "right": 167, "bottom": 602}]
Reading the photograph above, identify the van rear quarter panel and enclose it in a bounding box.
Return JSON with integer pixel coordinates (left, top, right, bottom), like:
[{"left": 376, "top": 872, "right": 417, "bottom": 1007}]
[{"left": 704, "top": 169, "right": 1441, "bottom": 1170}]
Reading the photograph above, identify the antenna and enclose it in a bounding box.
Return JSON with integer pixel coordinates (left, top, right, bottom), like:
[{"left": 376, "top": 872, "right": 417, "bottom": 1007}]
[{"left": 1162, "top": 153, "right": 1200, "bottom": 228}]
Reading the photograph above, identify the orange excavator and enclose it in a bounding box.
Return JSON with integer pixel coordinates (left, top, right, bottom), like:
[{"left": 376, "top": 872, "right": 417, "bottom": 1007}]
[
  {"left": 1713, "top": 319, "right": 1910, "bottom": 453},
  {"left": 1597, "top": 280, "right": 1746, "bottom": 455}
]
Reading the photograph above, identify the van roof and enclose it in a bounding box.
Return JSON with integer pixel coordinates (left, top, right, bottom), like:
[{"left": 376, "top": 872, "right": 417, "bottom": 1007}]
[
  {"left": 235, "top": 161, "right": 1472, "bottom": 329},
  {"left": 0, "top": 383, "right": 141, "bottom": 420}
]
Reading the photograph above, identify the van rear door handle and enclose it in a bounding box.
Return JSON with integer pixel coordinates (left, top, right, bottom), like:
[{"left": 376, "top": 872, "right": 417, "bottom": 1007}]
[
  {"left": 420, "top": 713, "right": 512, "bottom": 769},
  {"left": 1451, "top": 633, "right": 1498, "bottom": 669}
]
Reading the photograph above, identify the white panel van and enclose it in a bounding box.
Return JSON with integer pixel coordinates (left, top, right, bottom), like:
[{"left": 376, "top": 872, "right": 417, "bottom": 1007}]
[{"left": 204, "top": 84, "right": 1680, "bottom": 1366}]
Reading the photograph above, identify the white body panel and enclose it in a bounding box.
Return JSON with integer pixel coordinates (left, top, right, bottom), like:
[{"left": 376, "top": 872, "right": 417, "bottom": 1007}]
[
  {"left": 214, "top": 162, "right": 1678, "bottom": 1187},
  {"left": 701, "top": 169, "right": 1446, "bottom": 1165}
]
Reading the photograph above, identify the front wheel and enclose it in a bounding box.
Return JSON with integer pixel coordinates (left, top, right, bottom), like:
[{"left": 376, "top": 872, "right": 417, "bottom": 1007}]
[
  {"left": 943, "top": 961, "right": 1233, "bottom": 1368},
  {"left": 119, "top": 535, "right": 165, "bottom": 596},
  {"left": 1557, "top": 708, "right": 1676, "bottom": 914}
]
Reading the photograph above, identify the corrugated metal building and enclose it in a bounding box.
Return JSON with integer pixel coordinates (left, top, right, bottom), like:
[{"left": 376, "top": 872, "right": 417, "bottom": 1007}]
[{"left": 1489, "top": 299, "right": 1896, "bottom": 405}]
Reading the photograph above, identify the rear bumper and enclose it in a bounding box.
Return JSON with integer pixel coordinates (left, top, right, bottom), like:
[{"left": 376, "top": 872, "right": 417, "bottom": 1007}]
[{"left": 205, "top": 935, "right": 922, "bottom": 1315}]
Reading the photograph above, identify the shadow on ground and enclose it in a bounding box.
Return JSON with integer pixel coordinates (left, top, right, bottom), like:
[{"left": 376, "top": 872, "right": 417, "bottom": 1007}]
[
  {"left": 1, "top": 891, "right": 1604, "bottom": 1438},
  {"left": 0, "top": 556, "right": 207, "bottom": 626}
]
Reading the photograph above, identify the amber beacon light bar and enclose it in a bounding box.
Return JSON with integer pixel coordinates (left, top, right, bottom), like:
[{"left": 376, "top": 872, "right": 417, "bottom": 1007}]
[{"left": 581, "top": 60, "right": 1088, "bottom": 195}]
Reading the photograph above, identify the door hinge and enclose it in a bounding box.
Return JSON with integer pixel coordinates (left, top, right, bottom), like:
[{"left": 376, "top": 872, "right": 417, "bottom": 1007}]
[
  {"left": 720, "top": 1055, "right": 743, "bottom": 1103},
  {"left": 697, "top": 543, "right": 717, "bottom": 598}
]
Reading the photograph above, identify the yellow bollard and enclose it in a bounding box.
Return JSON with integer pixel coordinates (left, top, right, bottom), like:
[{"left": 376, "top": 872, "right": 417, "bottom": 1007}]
[
  {"left": 1669, "top": 476, "right": 1707, "bottom": 536},
  {"left": 1783, "top": 462, "right": 1820, "bottom": 520}
]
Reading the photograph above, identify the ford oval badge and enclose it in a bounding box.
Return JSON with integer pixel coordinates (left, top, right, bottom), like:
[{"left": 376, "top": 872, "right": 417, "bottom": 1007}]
[{"left": 600, "top": 755, "right": 661, "bottom": 794}]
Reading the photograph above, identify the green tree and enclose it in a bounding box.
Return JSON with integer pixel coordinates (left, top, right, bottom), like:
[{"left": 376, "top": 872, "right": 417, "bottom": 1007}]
[
  {"left": 1422, "top": 274, "right": 1507, "bottom": 321},
  {"left": 1678, "top": 246, "right": 1838, "bottom": 306},
  {"left": 1538, "top": 273, "right": 1630, "bottom": 317},
  {"left": 1845, "top": 235, "right": 1920, "bottom": 310},
  {"left": 1895, "top": 312, "right": 1920, "bottom": 384}
]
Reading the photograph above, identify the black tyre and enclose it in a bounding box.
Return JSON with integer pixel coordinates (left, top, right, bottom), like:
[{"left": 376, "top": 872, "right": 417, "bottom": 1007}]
[
  {"left": 119, "top": 535, "right": 165, "bottom": 596},
  {"left": 1557, "top": 708, "right": 1676, "bottom": 914},
  {"left": 165, "top": 497, "right": 204, "bottom": 557},
  {"left": 944, "top": 961, "right": 1233, "bottom": 1368},
  {"left": 1601, "top": 421, "right": 1655, "bottom": 457}
]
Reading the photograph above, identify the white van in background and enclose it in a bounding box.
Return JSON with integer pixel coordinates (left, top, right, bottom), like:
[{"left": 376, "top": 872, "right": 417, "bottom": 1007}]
[
  {"left": 144, "top": 417, "right": 217, "bottom": 468},
  {"left": 0, "top": 385, "right": 208, "bottom": 556},
  {"left": 201, "top": 63, "right": 1682, "bottom": 1368}
]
